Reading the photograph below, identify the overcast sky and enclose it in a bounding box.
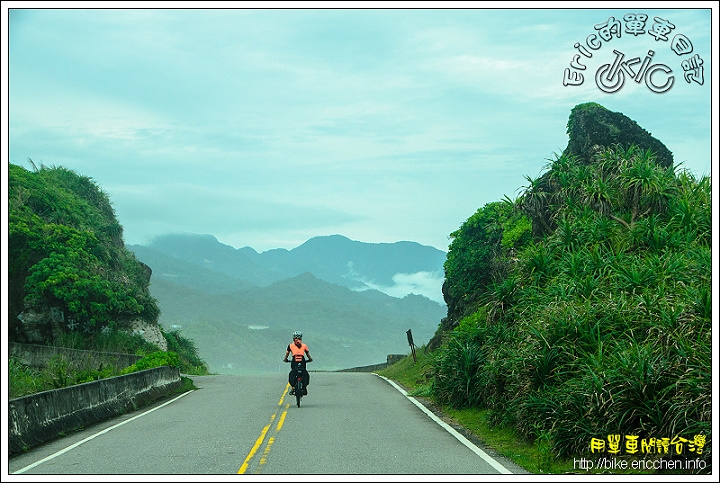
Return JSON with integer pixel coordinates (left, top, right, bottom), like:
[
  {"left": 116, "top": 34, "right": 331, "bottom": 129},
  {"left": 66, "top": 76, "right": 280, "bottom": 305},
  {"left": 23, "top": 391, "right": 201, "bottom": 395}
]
[{"left": 4, "top": 4, "right": 716, "bottom": 253}]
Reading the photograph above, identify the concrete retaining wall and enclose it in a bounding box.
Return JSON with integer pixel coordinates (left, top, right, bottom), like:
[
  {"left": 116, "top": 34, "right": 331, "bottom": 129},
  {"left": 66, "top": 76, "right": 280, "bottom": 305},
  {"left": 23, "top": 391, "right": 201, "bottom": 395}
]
[
  {"left": 8, "top": 366, "right": 182, "bottom": 456},
  {"left": 9, "top": 342, "right": 142, "bottom": 370},
  {"left": 337, "top": 354, "right": 407, "bottom": 372}
]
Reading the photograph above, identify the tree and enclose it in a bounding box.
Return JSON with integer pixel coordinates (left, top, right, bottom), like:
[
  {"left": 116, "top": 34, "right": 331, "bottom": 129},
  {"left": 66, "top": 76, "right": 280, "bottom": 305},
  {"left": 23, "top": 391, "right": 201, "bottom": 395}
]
[
  {"left": 8, "top": 163, "right": 161, "bottom": 343},
  {"left": 440, "top": 200, "right": 530, "bottom": 333}
]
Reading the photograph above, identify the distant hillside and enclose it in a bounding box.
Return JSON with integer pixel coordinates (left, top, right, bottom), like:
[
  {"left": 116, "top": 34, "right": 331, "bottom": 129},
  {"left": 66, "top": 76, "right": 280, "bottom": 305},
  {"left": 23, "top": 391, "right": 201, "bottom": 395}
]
[
  {"left": 149, "top": 272, "right": 446, "bottom": 373},
  {"left": 130, "top": 233, "right": 447, "bottom": 303},
  {"left": 128, "top": 234, "right": 447, "bottom": 372},
  {"left": 137, "top": 233, "right": 286, "bottom": 286},
  {"left": 129, "top": 244, "right": 256, "bottom": 294},
  {"left": 254, "top": 234, "right": 447, "bottom": 292}
]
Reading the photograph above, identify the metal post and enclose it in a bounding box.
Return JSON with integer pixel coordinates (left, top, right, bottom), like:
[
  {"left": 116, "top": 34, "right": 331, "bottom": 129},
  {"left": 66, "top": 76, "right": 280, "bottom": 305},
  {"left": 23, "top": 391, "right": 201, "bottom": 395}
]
[{"left": 406, "top": 329, "right": 417, "bottom": 364}]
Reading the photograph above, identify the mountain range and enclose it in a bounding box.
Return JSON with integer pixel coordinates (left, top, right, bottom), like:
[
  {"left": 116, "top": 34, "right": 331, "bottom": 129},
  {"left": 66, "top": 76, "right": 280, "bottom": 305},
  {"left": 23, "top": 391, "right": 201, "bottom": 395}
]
[{"left": 128, "top": 234, "right": 448, "bottom": 373}]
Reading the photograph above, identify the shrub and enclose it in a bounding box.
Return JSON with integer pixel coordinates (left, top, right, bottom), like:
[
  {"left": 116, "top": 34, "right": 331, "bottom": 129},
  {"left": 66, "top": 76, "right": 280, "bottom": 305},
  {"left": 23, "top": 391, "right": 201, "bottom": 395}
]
[{"left": 121, "top": 351, "right": 180, "bottom": 375}]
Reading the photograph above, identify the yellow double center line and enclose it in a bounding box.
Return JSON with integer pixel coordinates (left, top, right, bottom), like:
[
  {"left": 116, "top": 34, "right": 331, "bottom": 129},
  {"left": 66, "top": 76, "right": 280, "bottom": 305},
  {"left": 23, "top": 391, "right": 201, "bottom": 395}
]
[{"left": 237, "top": 385, "right": 291, "bottom": 474}]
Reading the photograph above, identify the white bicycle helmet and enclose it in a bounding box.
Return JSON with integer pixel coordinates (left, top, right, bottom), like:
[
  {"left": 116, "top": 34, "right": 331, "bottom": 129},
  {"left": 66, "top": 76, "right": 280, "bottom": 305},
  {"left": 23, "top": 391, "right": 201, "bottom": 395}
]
[{"left": 292, "top": 331, "right": 302, "bottom": 340}]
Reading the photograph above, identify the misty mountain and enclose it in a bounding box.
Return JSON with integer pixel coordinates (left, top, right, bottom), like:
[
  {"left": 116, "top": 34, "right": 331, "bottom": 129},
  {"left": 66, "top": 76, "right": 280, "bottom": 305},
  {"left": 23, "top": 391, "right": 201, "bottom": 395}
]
[
  {"left": 129, "top": 244, "right": 257, "bottom": 294},
  {"left": 145, "top": 272, "right": 445, "bottom": 373},
  {"left": 254, "top": 234, "right": 447, "bottom": 290},
  {"left": 134, "top": 233, "right": 287, "bottom": 287},
  {"left": 127, "top": 234, "right": 448, "bottom": 373},
  {"left": 130, "top": 233, "right": 447, "bottom": 302}
]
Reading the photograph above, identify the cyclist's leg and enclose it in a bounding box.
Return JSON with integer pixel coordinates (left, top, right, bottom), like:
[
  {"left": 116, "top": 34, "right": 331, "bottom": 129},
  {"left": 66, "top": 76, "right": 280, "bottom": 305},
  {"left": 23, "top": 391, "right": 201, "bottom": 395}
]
[{"left": 289, "top": 361, "right": 298, "bottom": 392}]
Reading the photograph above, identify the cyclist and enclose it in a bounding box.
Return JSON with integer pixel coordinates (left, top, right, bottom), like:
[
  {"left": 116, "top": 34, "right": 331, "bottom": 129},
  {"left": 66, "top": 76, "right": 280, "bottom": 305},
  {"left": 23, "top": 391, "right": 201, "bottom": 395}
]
[{"left": 284, "top": 331, "right": 313, "bottom": 395}]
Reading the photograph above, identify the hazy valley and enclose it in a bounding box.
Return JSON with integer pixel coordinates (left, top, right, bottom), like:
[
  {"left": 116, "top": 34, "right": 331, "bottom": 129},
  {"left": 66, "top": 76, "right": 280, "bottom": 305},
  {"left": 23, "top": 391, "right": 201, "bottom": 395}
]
[{"left": 128, "top": 234, "right": 448, "bottom": 373}]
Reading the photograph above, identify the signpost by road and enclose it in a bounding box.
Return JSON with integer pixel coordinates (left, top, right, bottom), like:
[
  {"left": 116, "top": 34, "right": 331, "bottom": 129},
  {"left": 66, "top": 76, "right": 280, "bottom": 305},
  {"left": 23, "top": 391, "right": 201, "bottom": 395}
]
[{"left": 406, "top": 329, "right": 417, "bottom": 364}]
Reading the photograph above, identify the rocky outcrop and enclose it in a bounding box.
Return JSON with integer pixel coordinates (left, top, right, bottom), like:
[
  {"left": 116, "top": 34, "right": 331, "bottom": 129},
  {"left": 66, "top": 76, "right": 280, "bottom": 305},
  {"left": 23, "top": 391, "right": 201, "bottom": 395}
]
[
  {"left": 563, "top": 102, "right": 673, "bottom": 168},
  {"left": 15, "top": 308, "right": 167, "bottom": 351},
  {"left": 129, "top": 319, "right": 168, "bottom": 351},
  {"left": 16, "top": 307, "right": 72, "bottom": 344},
  {"left": 433, "top": 103, "right": 677, "bottom": 347}
]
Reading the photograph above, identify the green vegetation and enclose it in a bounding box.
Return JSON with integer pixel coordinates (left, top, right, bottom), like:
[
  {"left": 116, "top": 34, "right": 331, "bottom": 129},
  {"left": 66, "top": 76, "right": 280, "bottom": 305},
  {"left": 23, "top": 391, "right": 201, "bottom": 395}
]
[
  {"left": 9, "top": 327, "right": 210, "bottom": 399},
  {"left": 9, "top": 163, "right": 160, "bottom": 340},
  {"left": 563, "top": 102, "right": 674, "bottom": 169},
  {"left": 385, "top": 141, "right": 711, "bottom": 475},
  {"left": 10, "top": 352, "right": 198, "bottom": 420},
  {"left": 9, "top": 355, "right": 114, "bottom": 399},
  {"left": 120, "top": 350, "right": 181, "bottom": 374},
  {"left": 379, "top": 348, "right": 574, "bottom": 474},
  {"left": 439, "top": 199, "right": 530, "bottom": 333},
  {"left": 7, "top": 106, "right": 710, "bottom": 474},
  {"left": 163, "top": 328, "right": 212, "bottom": 374},
  {"left": 8, "top": 161, "right": 211, "bottom": 398}
]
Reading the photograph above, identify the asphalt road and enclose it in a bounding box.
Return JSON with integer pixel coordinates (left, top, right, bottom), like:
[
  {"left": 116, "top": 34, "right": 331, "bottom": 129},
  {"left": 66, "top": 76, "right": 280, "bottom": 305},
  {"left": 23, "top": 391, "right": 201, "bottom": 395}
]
[{"left": 8, "top": 371, "right": 528, "bottom": 476}]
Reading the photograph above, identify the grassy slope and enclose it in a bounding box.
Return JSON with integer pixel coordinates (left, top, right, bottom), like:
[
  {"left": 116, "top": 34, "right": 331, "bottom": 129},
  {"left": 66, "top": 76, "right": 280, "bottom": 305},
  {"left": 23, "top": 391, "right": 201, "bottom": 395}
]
[{"left": 377, "top": 348, "right": 669, "bottom": 475}]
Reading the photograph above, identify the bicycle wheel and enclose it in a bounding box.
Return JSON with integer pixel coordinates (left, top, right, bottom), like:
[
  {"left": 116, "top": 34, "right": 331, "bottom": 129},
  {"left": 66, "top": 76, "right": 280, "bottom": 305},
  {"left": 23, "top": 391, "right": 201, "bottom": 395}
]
[{"left": 296, "top": 379, "right": 303, "bottom": 407}]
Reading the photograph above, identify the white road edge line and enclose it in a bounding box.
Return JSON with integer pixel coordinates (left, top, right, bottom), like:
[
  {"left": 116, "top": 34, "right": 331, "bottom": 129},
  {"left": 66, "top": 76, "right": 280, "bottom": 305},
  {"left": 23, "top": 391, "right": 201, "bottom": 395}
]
[
  {"left": 375, "top": 374, "right": 513, "bottom": 475},
  {"left": 12, "top": 390, "right": 194, "bottom": 474}
]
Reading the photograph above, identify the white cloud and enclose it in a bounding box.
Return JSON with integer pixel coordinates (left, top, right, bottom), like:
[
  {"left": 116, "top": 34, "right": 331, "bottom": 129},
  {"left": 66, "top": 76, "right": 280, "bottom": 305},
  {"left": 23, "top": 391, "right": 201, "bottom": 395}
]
[
  {"left": 355, "top": 271, "right": 445, "bottom": 305},
  {"left": 7, "top": 7, "right": 713, "bottom": 256}
]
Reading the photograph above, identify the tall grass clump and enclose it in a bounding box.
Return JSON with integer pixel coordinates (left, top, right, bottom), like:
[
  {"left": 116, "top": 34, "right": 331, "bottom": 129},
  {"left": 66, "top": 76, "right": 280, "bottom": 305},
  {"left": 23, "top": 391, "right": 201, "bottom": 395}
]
[
  {"left": 432, "top": 145, "right": 711, "bottom": 473},
  {"left": 9, "top": 354, "right": 122, "bottom": 399},
  {"left": 10, "top": 327, "right": 211, "bottom": 398}
]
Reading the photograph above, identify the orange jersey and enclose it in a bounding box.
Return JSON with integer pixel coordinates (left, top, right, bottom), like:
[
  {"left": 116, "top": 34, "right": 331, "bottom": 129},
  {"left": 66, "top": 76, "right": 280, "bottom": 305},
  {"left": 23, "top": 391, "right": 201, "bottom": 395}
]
[{"left": 288, "top": 342, "right": 309, "bottom": 362}]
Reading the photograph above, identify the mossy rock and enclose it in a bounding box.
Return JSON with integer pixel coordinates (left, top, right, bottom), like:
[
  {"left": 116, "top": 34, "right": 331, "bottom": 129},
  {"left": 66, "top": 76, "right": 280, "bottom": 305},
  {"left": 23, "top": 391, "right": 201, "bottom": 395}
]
[{"left": 563, "top": 102, "right": 673, "bottom": 168}]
